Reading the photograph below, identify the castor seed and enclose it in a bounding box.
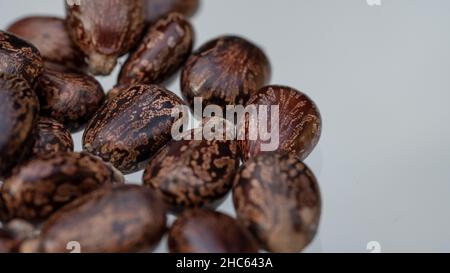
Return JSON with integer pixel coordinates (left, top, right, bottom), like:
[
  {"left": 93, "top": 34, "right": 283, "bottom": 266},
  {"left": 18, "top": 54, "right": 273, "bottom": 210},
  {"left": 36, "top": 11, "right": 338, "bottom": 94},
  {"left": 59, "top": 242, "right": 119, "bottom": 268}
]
[
  {"left": 83, "top": 84, "right": 185, "bottom": 174},
  {"left": 238, "top": 85, "right": 322, "bottom": 162},
  {"left": 35, "top": 68, "right": 105, "bottom": 133},
  {"left": 66, "top": 0, "right": 146, "bottom": 75},
  {"left": 0, "top": 31, "right": 43, "bottom": 87},
  {"left": 233, "top": 152, "right": 322, "bottom": 253},
  {"left": 0, "top": 73, "right": 39, "bottom": 179},
  {"left": 0, "top": 152, "right": 124, "bottom": 222},
  {"left": 7, "top": 16, "right": 87, "bottom": 73},
  {"left": 168, "top": 209, "right": 258, "bottom": 253},
  {"left": 181, "top": 35, "right": 271, "bottom": 111},
  {"left": 36, "top": 185, "right": 167, "bottom": 253},
  {"left": 118, "top": 12, "right": 194, "bottom": 86}
]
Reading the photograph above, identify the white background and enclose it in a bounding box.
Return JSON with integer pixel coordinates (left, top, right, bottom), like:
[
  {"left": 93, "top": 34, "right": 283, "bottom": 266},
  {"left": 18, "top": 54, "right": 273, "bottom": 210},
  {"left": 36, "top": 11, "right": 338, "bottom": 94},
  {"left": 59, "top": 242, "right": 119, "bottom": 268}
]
[{"left": 2, "top": 0, "right": 450, "bottom": 252}]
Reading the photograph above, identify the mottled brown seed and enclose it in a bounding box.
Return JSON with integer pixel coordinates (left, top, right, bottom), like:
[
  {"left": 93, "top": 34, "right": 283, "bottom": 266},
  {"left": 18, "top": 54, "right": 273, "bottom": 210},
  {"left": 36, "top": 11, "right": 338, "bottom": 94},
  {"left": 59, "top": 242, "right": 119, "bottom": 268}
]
[
  {"left": 83, "top": 84, "right": 185, "bottom": 174},
  {"left": 181, "top": 36, "right": 271, "bottom": 111},
  {"left": 143, "top": 129, "right": 240, "bottom": 211},
  {"left": 0, "top": 152, "right": 124, "bottom": 222},
  {"left": 7, "top": 16, "right": 87, "bottom": 73},
  {"left": 36, "top": 185, "right": 166, "bottom": 253},
  {"left": 0, "top": 31, "right": 43, "bottom": 87},
  {"left": 0, "top": 73, "right": 39, "bottom": 179},
  {"left": 239, "top": 85, "right": 322, "bottom": 162},
  {"left": 35, "top": 69, "right": 105, "bottom": 132},
  {"left": 145, "top": 0, "right": 199, "bottom": 24},
  {"left": 233, "top": 152, "right": 322, "bottom": 253},
  {"left": 30, "top": 117, "right": 74, "bottom": 158},
  {"left": 168, "top": 209, "right": 258, "bottom": 253},
  {"left": 66, "top": 0, "right": 145, "bottom": 75},
  {"left": 118, "top": 13, "right": 194, "bottom": 86}
]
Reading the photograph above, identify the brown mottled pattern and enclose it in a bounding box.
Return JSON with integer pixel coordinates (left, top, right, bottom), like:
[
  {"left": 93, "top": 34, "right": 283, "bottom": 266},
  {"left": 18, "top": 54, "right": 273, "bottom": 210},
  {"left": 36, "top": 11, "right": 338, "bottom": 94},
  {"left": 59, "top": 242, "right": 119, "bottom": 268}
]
[
  {"left": 143, "top": 131, "right": 240, "bottom": 211},
  {"left": 118, "top": 13, "right": 194, "bottom": 86},
  {"left": 66, "top": 0, "right": 145, "bottom": 75},
  {"left": 0, "top": 73, "right": 39, "bottom": 179},
  {"left": 0, "top": 228, "right": 19, "bottom": 253},
  {"left": 0, "top": 152, "right": 124, "bottom": 222},
  {"left": 145, "top": 0, "right": 199, "bottom": 24},
  {"left": 7, "top": 16, "right": 87, "bottom": 73},
  {"left": 31, "top": 117, "right": 74, "bottom": 158},
  {"left": 232, "top": 152, "right": 322, "bottom": 253},
  {"left": 37, "top": 185, "right": 166, "bottom": 253},
  {"left": 0, "top": 31, "right": 43, "bottom": 88},
  {"left": 168, "top": 209, "right": 258, "bottom": 253},
  {"left": 181, "top": 36, "right": 271, "bottom": 110},
  {"left": 83, "top": 84, "right": 185, "bottom": 174},
  {"left": 239, "top": 85, "right": 322, "bottom": 162},
  {"left": 36, "top": 69, "right": 105, "bottom": 133}
]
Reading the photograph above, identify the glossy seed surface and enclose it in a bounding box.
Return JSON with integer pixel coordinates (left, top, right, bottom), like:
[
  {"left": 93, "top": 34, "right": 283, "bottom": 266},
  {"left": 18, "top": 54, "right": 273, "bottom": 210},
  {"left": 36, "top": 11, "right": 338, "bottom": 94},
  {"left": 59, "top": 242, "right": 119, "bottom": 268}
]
[
  {"left": 31, "top": 117, "right": 74, "bottom": 158},
  {"left": 233, "top": 152, "right": 321, "bottom": 253},
  {"left": 36, "top": 69, "right": 105, "bottom": 132},
  {"left": 181, "top": 35, "right": 270, "bottom": 110},
  {"left": 0, "top": 73, "right": 39, "bottom": 178},
  {"left": 0, "top": 31, "right": 43, "bottom": 87},
  {"left": 239, "top": 85, "right": 322, "bottom": 162},
  {"left": 83, "top": 84, "right": 185, "bottom": 174},
  {"left": 143, "top": 129, "right": 240, "bottom": 211},
  {"left": 38, "top": 185, "right": 167, "bottom": 253},
  {"left": 168, "top": 209, "right": 258, "bottom": 253},
  {"left": 7, "top": 16, "right": 87, "bottom": 72},
  {"left": 0, "top": 152, "right": 124, "bottom": 222},
  {"left": 66, "top": 0, "right": 145, "bottom": 75},
  {"left": 118, "top": 12, "right": 194, "bottom": 86}
]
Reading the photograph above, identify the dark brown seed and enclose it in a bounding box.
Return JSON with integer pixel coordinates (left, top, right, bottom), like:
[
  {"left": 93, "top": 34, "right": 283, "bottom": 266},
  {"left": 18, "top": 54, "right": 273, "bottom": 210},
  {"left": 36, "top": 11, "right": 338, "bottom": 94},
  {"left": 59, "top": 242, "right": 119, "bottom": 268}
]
[
  {"left": 145, "top": 0, "right": 199, "bottom": 24},
  {"left": 0, "top": 152, "right": 124, "bottom": 222},
  {"left": 35, "top": 69, "right": 105, "bottom": 133},
  {"left": 118, "top": 13, "right": 194, "bottom": 86},
  {"left": 83, "top": 84, "right": 185, "bottom": 174},
  {"left": 0, "top": 73, "right": 39, "bottom": 179},
  {"left": 143, "top": 129, "right": 240, "bottom": 211},
  {"left": 37, "top": 185, "right": 166, "bottom": 253},
  {"left": 181, "top": 36, "right": 271, "bottom": 111},
  {"left": 233, "top": 152, "right": 321, "bottom": 253},
  {"left": 168, "top": 209, "right": 258, "bottom": 253},
  {"left": 0, "top": 31, "right": 43, "bottom": 87},
  {"left": 66, "top": 0, "right": 146, "bottom": 75},
  {"left": 7, "top": 16, "right": 87, "bottom": 73},
  {"left": 31, "top": 117, "right": 74, "bottom": 158},
  {"left": 239, "top": 85, "right": 322, "bottom": 162}
]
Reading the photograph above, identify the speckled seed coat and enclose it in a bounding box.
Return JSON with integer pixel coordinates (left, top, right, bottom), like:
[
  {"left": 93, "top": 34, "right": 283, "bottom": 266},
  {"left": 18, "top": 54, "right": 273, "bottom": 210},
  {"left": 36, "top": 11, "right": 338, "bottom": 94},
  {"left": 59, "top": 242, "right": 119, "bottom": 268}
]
[
  {"left": 36, "top": 69, "right": 105, "bottom": 132},
  {"left": 233, "top": 152, "right": 322, "bottom": 253},
  {"left": 66, "top": 0, "right": 145, "bottom": 75},
  {"left": 7, "top": 16, "right": 87, "bottom": 73},
  {"left": 145, "top": 0, "right": 199, "bottom": 24},
  {"left": 0, "top": 73, "right": 39, "bottom": 179},
  {"left": 83, "top": 84, "right": 185, "bottom": 174},
  {"left": 118, "top": 12, "right": 194, "bottom": 86},
  {"left": 31, "top": 117, "right": 74, "bottom": 158},
  {"left": 0, "top": 31, "right": 43, "bottom": 87},
  {"left": 239, "top": 85, "right": 322, "bottom": 162},
  {"left": 143, "top": 132, "right": 240, "bottom": 211},
  {"left": 181, "top": 36, "right": 271, "bottom": 110},
  {"left": 168, "top": 209, "right": 258, "bottom": 253},
  {"left": 0, "top": 152, "right": 124, "bottom": 222},
  {"left": 37, "top": 185, "right": 167, "bottom": 253}
]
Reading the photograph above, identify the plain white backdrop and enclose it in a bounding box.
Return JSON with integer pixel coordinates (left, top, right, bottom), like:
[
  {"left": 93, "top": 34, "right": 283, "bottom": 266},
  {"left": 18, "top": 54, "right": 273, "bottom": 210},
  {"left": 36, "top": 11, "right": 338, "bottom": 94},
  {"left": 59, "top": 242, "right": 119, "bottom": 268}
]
[{"left": 2, "top": 0, "right": 450, "bottom": 252}]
